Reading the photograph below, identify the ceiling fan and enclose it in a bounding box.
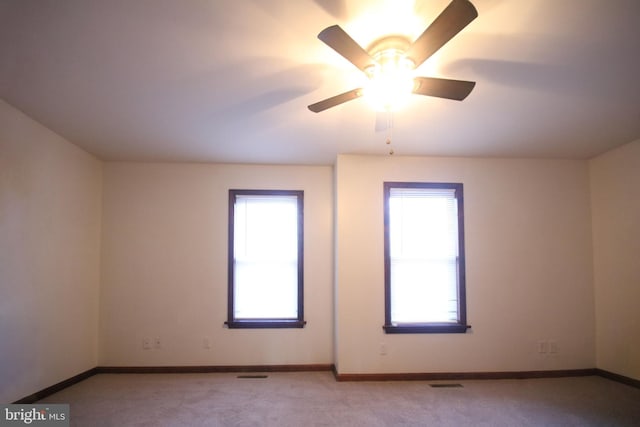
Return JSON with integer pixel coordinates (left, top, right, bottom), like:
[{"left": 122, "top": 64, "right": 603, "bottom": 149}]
[{"left": 308, "top": 0, "right": 478, "bottom": 113}]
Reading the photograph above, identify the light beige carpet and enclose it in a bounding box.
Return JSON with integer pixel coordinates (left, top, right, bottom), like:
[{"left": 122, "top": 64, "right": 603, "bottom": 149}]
[{"left": 38, "top": 371, "right": 640, "bottom": 426}]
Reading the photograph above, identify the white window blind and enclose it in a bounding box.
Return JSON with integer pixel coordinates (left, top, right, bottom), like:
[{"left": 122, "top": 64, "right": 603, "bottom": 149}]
[
  {"left": 389, "top": 187, "right": 460, "bottom": 324},
  {"left": 233, "top": 194, "right": 299, "bottom": 319}
]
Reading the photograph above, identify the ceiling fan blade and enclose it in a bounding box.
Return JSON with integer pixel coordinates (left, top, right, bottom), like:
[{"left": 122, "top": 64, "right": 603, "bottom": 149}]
[
  {"left": 318, "top": 25, "right": 375, "bottom": 72},
  {"left": 413, "top": 77, "right": 476, "bottom": 100},
  {"left": 405, "top": 0, "right": 478, "bottom": 68},
  {"left": 307, "top": 88, "right": 363, "bottom": 112}
]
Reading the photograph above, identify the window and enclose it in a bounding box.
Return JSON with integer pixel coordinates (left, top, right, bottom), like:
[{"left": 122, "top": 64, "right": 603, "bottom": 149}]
[
  {"left": 226, "top": 190, "right": 305, "bottom": 328},
  {"left": 227, "top": 190, "right": 305, "bottom": 328},
  {"left": 383, "top": 182, "right": 468, "bottom": 333}
]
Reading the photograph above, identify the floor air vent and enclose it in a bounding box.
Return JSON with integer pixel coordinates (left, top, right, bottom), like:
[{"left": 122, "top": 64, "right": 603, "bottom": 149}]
[
  {"left": 429, "top": 383, "right": 463, "bottom": 388},
  {"left": 237, "top": 375, "right": 268, "bottom": 379}
]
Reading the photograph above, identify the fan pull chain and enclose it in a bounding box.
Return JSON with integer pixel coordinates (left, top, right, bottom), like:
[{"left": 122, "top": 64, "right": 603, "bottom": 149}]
[{"left": 385, "top": 111, "right": 394, "bottom": 155}]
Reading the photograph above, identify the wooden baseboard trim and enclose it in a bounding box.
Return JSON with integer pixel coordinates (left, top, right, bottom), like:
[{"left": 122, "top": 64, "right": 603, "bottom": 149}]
[
  {"left": 13, "top": 367, "right": 98, "bottom": 404},
  {"left": 96, "top": 364, "right": 335, "bottom": 374},
  {"left": 333, "top": 368, "right": 598, "bottom": 382},
  {"left": 595, "top": 369, "right": 640, "bottom": 389}
]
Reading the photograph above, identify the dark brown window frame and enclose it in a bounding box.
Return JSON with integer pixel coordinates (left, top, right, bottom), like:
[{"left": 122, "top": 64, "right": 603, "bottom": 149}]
[
  {"left": 226, "top": 189, "right": 305, "bottom": 329},
  {"left": 383, "top": 182, "right": 469, "bottom": 334}
]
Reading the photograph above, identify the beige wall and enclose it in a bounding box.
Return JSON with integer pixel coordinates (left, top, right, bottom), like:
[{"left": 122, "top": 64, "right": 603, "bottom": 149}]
[
  {"left": 590, "top": 139, "right": 640, "bottom": 381},
  {"left": 99, "top": 162, "right": 334, "bottom": 366},
  {"left": 3, "top": 94, "right": 638, "bottom": 398},
  {"left": 0, "top": 100, "right": 102, "bottom": 402},
  {"left": 334, "top": 154, "right": 595, "bottom": 374}
]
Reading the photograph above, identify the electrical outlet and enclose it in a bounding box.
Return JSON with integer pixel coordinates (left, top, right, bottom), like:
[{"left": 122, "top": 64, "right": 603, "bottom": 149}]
[
  {"left": 142, "top": 338, "right": 151, "bottom": 350},
  {"left": 538, "top": 341, "right": 548, "bottom": 354},
  {"left": 549, "top": 341, "right": 558, "bottom": 354},
  {"left": 380, "top": 343, "right": 388, "bottom": 356},
  {"left": 203, "top": 338, "right": 212, "bottom": 349},
  {"left": 153, "top": 337, "right": 161, "bottom": 349}
]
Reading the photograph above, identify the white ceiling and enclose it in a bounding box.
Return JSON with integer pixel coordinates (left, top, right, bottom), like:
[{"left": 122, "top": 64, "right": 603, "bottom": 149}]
[{"left": 1, "top": 0, "right": 639, "bottom": 165}]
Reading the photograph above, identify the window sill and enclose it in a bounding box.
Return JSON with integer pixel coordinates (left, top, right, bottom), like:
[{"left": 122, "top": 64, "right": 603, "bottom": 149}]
[
  {"left": 383, "top": 323, "right": 470, "bottom": 334},
  {"left": 225, "top": 319, "right": 306, "bottom": 329}
]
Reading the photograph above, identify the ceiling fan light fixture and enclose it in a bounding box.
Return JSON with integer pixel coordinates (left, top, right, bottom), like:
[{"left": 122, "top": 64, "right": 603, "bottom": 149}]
[
  {"left": 363, "top": 50, "right": 415, "bottom": 112},
  {"left": 363, "top": 41, "right": 416, "bottom": 112}
]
